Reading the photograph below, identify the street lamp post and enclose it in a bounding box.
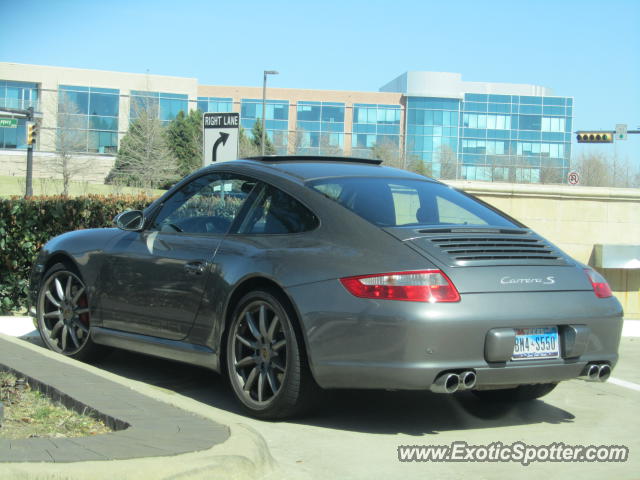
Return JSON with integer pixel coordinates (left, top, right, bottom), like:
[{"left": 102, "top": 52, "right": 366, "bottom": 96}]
[{"left": 261, "top": 70, "right": 278, "bottom": 155}]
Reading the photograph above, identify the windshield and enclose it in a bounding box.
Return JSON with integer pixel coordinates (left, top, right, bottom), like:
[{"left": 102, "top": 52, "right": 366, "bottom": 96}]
[{"left": 309, "top": 177, "right": 518, "bottom": 228}]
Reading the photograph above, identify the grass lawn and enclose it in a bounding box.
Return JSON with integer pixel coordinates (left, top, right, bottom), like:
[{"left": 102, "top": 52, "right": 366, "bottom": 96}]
[
  {"left": 0, "top": 371, "right": 111, "bottom": 439},
  {"left": 0, "top": 175, "right": 164, "bottom": 198}
]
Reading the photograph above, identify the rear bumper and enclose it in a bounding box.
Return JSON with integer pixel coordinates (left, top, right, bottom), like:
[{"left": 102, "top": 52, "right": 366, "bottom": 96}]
[
  {"left": 311, "top": 356, "right": 618, "bottom": 390},
  {"left": 288, "top": 280, "right": 624, "bottom": 390}
]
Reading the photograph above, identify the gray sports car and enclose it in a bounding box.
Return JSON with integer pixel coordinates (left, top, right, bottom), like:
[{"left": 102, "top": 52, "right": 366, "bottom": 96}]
[{"left": 30, "top": 156, "right": 623, "bottom": 419}]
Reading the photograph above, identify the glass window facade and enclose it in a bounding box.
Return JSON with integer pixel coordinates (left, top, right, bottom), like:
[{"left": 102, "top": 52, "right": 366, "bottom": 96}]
[
  {"left": 240, "top": 98, "right": 289, "bottom": 154},
  {"left": 197, "top": 97, "right": 233, "bottom": 113},
  {"left": 406, "top": 97, "right": 460, "bottom": 177},
  {"left": 295, "top": 101, "right": 345, "bottom": 155},
  {"left": 58, "top": 85, "right": 120, "bottom": 154},
  {"left": 0, "top": 80, "right": 39, "bottom": 149},
  {"left": 130, "top": 90, "right": 188, "bottom": 124},
  {"left": 458, "top": 93, "right": 572, "bottom": 183},
  {"left": 351, "top": 103, "right": 401, "bottom": 158},
  {"left": 0, "top": 80, "right": 39, "bottom": 110}
]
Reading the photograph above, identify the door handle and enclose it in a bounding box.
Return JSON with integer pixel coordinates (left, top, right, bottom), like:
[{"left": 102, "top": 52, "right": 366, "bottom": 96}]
[{"left": 184, "top": 262, "right": 206, "bottom": 275}]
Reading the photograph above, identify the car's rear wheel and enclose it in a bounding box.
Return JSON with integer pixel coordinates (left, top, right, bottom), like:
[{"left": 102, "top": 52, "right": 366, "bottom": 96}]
[
  {"left": 226, "top": 289, "right": 315, "bottom": 419},
  {"left": 472, "top": 383, "right": 558, "bottom": 402},
  {"left": 37, "top": 263, "right": 104, "bottom": 361}
]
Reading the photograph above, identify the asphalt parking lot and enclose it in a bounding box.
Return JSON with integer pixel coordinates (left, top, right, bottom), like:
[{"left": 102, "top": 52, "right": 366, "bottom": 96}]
[{"left": 10, "top": 320, "right": 640, "bottom": 480}]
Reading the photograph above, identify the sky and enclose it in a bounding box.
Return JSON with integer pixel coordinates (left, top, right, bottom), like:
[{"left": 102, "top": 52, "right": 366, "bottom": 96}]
[{"left": 1, "top": 0, "right": 639, "bottom": 168}]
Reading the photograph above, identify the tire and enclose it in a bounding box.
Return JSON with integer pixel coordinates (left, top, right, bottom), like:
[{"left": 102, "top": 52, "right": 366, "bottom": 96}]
[
  {"left": 225, "top": 288, "right": 317, "bottom": 419},
  {"left": 36, "top": 263, "right": 105, "bottom": 362},
  {"left": 472, "top": 383, "right": 558, "bottom": 402}
]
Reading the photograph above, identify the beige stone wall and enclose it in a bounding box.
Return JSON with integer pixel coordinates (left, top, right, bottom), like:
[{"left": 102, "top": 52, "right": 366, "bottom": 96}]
[
  {"left": 0, "top": 150, "right": 115, "bottom": 183},
  {"left": 446, "top": 180, "right": 640, "bottom": 316}
]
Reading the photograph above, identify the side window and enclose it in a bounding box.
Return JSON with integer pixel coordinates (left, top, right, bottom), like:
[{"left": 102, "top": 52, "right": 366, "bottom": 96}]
[
  {"left": 239, "top": 186, "right": 318, "bottom": 234},
  {"left": 150, "top": 174, "right": 255, "bottom": 234}
]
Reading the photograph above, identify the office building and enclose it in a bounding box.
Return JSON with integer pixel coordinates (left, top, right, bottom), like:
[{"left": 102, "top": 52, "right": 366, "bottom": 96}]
[{"left": 0, "top": 63, "right": 572, "bottom": 183}]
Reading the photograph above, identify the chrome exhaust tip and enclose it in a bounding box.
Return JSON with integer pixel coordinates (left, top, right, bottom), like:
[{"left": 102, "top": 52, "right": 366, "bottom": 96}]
[
  {"left": 459, "top": 371, "right": 477, "bottom": 390},
  {"left": 597, "top": 364, "right": 611, "bottom": 382},
  {"left": 581, "top": 363, "right": 601, "bottom": 382},
  {"left": 430, "top": 373, "right": 460, "bottom": 394}
]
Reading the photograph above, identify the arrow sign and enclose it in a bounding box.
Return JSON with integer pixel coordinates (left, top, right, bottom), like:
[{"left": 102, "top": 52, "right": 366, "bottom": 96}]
[
  {"left": 212, "top": 132, "right": 229, "bottom": 163},
  {"left": 203, "top": 113, "right": 239, "bottom": 165}
]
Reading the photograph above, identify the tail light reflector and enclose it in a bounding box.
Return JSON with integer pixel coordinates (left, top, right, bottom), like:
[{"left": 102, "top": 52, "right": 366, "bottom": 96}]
[
  {"left": 584, "top": 268, "right": 613, "bottom": 298},
  {"left": 340, "top": 270, "right": 460, "bottom": 303}
]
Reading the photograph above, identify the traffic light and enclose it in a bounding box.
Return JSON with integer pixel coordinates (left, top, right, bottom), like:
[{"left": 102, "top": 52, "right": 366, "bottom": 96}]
[
  {"left": 576, "top": 131, "right": 613, "bottom": 143},
  {"left": 26, "top": 121, "right": 37, "bottom": 145}
]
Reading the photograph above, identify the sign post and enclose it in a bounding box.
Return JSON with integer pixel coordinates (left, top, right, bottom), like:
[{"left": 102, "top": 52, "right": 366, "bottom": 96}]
[{"left": 203, "top": 113, "right": 240, "bottom": 165}]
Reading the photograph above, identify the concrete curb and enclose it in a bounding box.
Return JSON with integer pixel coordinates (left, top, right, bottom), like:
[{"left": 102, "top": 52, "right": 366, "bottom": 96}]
[
  {"left": 0, "top": 424, "right": 273, "bottom": 480},
  {"left": 0, "top": 334, "right": 276, "bottom": 479}
]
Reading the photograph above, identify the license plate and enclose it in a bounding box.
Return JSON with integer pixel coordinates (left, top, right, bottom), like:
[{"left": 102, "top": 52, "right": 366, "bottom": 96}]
[{"left": 512, "top": 326, "right": 560, "bottom": 360}]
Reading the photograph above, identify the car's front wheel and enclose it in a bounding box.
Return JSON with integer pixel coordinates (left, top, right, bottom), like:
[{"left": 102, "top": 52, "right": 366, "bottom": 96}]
[
  {"left": 472, "top": 383, "right": 558, "bottom": 402},
  {"left": 226, "top": 289, "right": 316, "bottom": 419},
  {"left": 37, "top": 263, "right": 104, "bottom": 361}
]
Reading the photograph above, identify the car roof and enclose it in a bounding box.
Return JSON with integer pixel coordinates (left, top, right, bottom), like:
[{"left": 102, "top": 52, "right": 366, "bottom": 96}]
[{"left": 218, "top": 156, "right": 438, "bottom": 183}]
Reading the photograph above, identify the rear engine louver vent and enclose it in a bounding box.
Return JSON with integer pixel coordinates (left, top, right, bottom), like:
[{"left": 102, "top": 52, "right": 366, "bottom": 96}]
[{"left": 430, "top": 236, "right": 561, "bottom": 263}]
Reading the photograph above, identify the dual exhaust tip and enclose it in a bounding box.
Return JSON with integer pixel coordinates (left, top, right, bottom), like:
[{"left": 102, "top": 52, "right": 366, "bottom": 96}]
[
  {"left": 430, "top": 371, "right": 476, "bottom": 394},
  {"left": 431, "top": 362, "right": 611, "bottom": 393},
  {"left": 581, "top": 363, "right": 611, "bottom": 382}
]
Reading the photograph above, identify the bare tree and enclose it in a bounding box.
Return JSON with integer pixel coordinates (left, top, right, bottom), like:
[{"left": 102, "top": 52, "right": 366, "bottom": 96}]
[
  {"left": 573, "top": 152, "right": 613, "bottom": 187},
  {"left": 438, "top": 145, "right": 458, "bottom": 180},
  {"left": 54, "top": 91, "right": 92, "bottom": 195},
  {"left": 288, "top": 130, "right": 344, "bottom": 157},
  {"left": 573, "top": 152, "right": 640, "bottom": 188},
  {"left": 610, "top": 154, "right": 635, "bottom": 188},
  {"left": 287, "top": 130, "right": 309, "bottom": 156},
  {"left": 539, "top": 164, "right": 564, "bottom": 184},
  {"left": 318, "top": 133, "right": 344, "bottom": 157},
  {"left": 407, "top": 156, "right": 432, "bottom": 177},
  {"left": 370, "top": 140, "right": 404, "bottom": 168}
]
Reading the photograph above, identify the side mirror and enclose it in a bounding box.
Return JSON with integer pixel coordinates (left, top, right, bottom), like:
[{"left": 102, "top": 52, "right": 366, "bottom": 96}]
[{"left": 114, "top": 210, "right": 145, "bottom": 231}]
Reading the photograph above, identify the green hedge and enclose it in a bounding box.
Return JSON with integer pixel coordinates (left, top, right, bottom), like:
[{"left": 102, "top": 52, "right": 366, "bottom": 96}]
[{"left": 0, "top": 195, "right": 156, "bottom": 314}]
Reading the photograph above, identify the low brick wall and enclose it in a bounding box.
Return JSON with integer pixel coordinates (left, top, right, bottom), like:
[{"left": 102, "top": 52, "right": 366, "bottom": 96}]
[{"left": 446, "top": 180, "right": 640, "bottom": 316}]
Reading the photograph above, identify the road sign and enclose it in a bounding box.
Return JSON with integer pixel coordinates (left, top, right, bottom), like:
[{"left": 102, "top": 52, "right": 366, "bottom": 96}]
[
  {"left": 615, "top": 124, "right": 628, "bottom": 141},
  {"left": 203, "top": 113, "right": 239, "bottom": 165},
  {"left": 568, "top": 170, "right": 580, "bottom": 186},
  {"left": 0, "top": 118, "right": 18, "bottom": 128}
]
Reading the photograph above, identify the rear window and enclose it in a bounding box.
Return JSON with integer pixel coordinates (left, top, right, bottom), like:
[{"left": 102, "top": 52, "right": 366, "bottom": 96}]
[{"left": 310, "top": 178, "right": 516, "bottom": 228}]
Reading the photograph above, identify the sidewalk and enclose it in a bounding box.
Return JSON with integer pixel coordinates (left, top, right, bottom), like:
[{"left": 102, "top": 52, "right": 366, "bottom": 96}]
[{"left": 0, "top": 321, "right": 276, "bottom": 479}]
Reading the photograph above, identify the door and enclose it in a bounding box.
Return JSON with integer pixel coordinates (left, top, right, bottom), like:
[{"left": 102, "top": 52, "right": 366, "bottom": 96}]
[{"left": 98, "top": 173, "right": 256, "bottom": 340}]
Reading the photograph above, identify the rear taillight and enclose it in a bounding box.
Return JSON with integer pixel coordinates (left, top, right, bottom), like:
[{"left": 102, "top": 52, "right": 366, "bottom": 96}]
[
  {"left": 584, "top": 268, "right": 613, "bottom": 298},
  {"left": 340, "top": 270, "right": 460, "bottom": 303}
]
